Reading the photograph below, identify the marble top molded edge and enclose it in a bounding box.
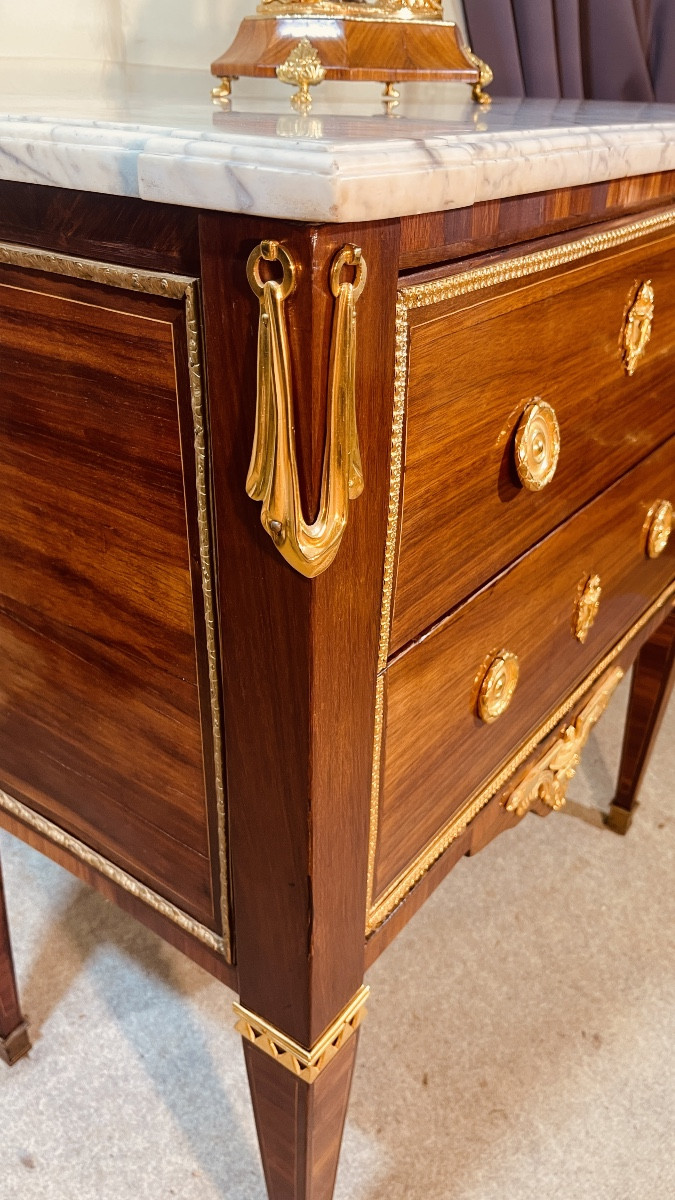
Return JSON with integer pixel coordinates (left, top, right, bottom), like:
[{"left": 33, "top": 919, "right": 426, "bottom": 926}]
[{"left": 1, "top": 61, "right": 675, "bottom": 221}]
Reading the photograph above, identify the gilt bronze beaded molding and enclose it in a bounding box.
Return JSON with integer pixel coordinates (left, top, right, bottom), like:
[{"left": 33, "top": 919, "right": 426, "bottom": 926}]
[
  {"left": 0, "top": 243, "right": 231, "bottom": 961},
  {"left": 234, "top": 984, "right": 370, "bottom": 1083},
  {"left": 0, "top": 788, "right": 225, "bottom": 955},
  {"left": 366, "top": 203, "right": 675, "bottom": 936}
]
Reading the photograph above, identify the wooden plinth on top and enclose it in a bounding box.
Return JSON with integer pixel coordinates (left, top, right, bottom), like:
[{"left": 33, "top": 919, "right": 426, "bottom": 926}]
[{"left": 211, "top": 13, "right": 488, "bottom": 103}]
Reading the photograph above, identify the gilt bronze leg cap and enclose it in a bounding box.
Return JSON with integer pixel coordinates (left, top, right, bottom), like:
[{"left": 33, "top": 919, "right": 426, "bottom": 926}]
[
  {"left": 604, "top": 802, "right": 636, "bottom": 836},
  {"left": 0, "top": 1019, "right": 31, "bottom": 1066}
]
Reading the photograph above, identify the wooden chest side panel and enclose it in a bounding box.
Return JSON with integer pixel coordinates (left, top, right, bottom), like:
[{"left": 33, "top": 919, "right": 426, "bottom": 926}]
[{"left": 0, "top": 267, "right": 217, "bottom": 927}]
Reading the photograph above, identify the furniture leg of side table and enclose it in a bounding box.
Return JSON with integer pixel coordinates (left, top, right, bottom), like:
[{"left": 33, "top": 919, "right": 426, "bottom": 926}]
[
  {"left": 606, "top": 608, "right": 675, "bottom": 834},
  {"left": 243, "top": 1029, "right": 360, "bottom": 1199},
  {"left": 0, "top": 852, "right": 30, "bottom": 1066}
]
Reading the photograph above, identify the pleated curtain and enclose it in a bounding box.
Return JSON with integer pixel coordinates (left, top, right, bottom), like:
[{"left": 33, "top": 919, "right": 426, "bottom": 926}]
[{"left": 463, "top": 0, "right": 675, "bottom": 102}]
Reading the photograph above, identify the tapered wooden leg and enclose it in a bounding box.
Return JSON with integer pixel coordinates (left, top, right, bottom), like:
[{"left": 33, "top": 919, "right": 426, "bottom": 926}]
[
  {"left": 606, "top": 609, "right": 675, "bottom": 835},
  {"left": 0, "top": 853, "right": 30, "bottom": 1066},
  {"left": 243, "top": 1031, "right": 359, "bottom": 1200}
]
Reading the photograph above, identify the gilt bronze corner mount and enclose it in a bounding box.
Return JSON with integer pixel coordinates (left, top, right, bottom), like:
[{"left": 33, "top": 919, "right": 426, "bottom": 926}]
[
  {"left": 234, "top": 985, "right": 370, "bottom": 1083},
  {"left": 246, "top": 239, "right": 367, "bottom": 578}
]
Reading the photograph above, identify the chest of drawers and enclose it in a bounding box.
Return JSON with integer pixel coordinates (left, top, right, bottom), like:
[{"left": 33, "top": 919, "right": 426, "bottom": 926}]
[{"left": 0, "top": 79, "right": 674, "bottom": 1200}]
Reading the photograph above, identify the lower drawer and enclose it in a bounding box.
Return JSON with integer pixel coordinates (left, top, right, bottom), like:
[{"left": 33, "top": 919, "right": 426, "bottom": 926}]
[{"left": 371, "top": 436, "right": 675, "bottom": 906}]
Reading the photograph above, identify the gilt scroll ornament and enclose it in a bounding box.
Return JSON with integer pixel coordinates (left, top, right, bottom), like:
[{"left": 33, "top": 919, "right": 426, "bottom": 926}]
[
  {"left": 622, "top": 280, "right": 654, "bottom": 376},
  {"left": 463, "top": 47, "right": 494, "bottom": 106},
  {"left": 260, "top": 0, "right": 443, "bottom": 19},
  {"left": 574, "top": 574, "right": 602, "bottom": 643},
  {"left": 505, "top": 667, "right": 624, "bottom": 818},
  {"left": 246, "top": 240, "right": 366, "bottom": 577},
  {"left": 276, "top": 38, "right": 327, "bottom": 111},
  {"left": 646, "top": 500, "right": 673, "bottom": 559}
]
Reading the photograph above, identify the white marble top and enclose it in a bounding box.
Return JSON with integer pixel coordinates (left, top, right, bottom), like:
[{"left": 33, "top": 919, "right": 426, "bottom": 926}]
[{"left": 1, "top": 59, "right": 675, "bottom": 222}]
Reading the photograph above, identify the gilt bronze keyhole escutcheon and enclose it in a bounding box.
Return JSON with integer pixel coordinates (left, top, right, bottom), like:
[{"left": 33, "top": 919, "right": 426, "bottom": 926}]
[{"left": 622, "top": 280, "right": 654, "bottom": 376}]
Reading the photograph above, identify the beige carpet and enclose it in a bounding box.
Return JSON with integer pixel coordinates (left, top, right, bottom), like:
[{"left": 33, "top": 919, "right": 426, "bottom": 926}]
[{"left": 1, "top": 679, "right": 673, "bottom": 1200}]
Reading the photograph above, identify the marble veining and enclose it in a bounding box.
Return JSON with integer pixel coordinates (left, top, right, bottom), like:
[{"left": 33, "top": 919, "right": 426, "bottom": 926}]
[{"left": 1, "top": 59, "right": 675, "bottom": 220}]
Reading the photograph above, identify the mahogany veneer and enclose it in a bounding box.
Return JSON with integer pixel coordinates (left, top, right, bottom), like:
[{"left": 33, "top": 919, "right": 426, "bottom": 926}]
[
  {"left": 211, "top": 10, "right": 479, "bottom": 91},
  {"left": 0, "top": 267, "right": 219, "bottom": 928},
  {"left": 398, "top": 169, "right": 675, "bottom": 268},
  {"left": 393, "top": 226, "right": 675, "bottom": 649},
  {"left": 376, "top": 437, "right": 675, "bottom": 902},
  {"left": 0, "top": 175, "right": 673, "bottom": 1200}
]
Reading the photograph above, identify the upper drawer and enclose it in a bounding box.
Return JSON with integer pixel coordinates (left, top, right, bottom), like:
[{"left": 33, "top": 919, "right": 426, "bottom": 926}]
[
  {"left": 391, "top": 216, "right": 675, "bottom": 653},
  {"left": 373, "top": 434, "right": 675, "bottom": 909}
]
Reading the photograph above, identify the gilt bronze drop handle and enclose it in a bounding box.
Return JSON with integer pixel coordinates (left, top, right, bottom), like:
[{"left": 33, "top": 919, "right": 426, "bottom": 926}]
[{"left": 245, "top": 240, "right": 367, "bottom": 578}]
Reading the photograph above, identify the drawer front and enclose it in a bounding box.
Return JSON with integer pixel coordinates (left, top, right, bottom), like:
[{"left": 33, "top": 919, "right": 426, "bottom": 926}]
[
  {"left": 0, "top": 253, "right": 227, "bottom": 951},
  {"left": 372, "top": 434, "right": 675, "bottom": 910},
  {"left": 392, "top": 216, "right": 675, "bottom": 652}
]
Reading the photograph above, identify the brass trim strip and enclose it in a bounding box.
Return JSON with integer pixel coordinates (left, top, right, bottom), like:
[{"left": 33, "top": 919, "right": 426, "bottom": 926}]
[
  {"left": 0, "top": 242, "right": 231, "bottom": 961},
  {"left": 378, "top": 299, "right": 409, "bottom": 675},
  {"left": 253, "top": 3, "right": 452, "bottom": 25},
  {"left": 0, "top": 787, "right": 226, "bottom": 955},
  {"left": 401, "top": 206, "right": 675, "bottom": 310},
  {"left": 366, "top": 203, "right": 675, "bottom": 936},
  {"left": 0, "top": 243, "right": 193, "bottom": 297},
  {"left": 367, "top": 580, "right": 675, "bottom": 933},
  {"left": 234, "top": 984, "right": 370, "bottom": 1084},
  {"left": 185, "top": 283, "right": 231, "bottom": 961}
]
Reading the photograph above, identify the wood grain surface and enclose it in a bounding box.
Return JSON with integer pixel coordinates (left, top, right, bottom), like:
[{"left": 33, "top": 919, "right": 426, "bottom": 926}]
[
  {"left": 0, "top": 804, "right": 237, "bottom": 988},
  {"left": 365, "top": 597, "right": 674, "bottom": 964},
  {"left": 212, "top": 13, "right": 476, "bottom": 82},
  {"left": 375, "top": 435, "right": 675, "bottom": 900},
  {"left": 0, "top": 264, "right": 219, "bottom": 928},
  {"left": 200, "top": 212, "right": 399, "bottom": 1045},
  {"left": 399, "top": 174, "right": 675, "bottom": 269},
  {"left": 392, "top": 228, "right": 675, "bottom": 652},
  {"left": 244, "top": 1034, "right": 359, "bottom": 1200},
  {"left": 0, "top": 183, "right": 200, "bottom": 275}
]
